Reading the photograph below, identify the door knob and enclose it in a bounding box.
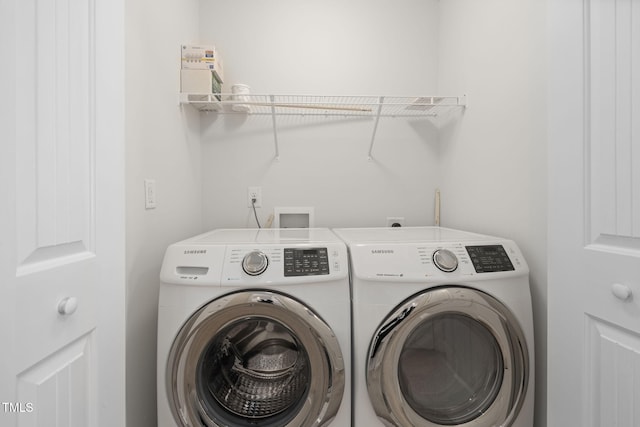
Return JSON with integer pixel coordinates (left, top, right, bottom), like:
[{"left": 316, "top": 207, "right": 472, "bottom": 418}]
[
  {"left": 611, "top": 283, "right": 632, "bottom": 301},
  {"left": 58, "top": 297, "right": 78, "bottom": 315}
]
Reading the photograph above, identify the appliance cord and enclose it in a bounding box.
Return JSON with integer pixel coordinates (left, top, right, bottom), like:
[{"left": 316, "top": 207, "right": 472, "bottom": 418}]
[{"left": 251, "top": 198, "right": 262, "bottom": 228}]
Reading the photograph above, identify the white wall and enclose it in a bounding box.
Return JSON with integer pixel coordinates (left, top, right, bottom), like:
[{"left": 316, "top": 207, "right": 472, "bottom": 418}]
[
  {"left": 198, "top": 2, "right": 548, "bottom": 425},
  {"left": 438, "top": 1, "right": 547, "bottom": 426},
  {"left": 123, "top": 1, "right": 548, "bottom": 426},
  {"left": 125, "top": 1, "right": 203, "bottom": 426},
  {"left": 199, "top": 0, "right": 443, "bottom": 229}
]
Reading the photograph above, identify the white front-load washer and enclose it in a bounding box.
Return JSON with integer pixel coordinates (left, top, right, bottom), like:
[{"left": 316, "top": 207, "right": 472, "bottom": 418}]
[
  {"left": 333, "top": 227, "right": 534, "bottom": 427},
  {"left": 157, "top": 228, "right": 351, "bottom": 427}
]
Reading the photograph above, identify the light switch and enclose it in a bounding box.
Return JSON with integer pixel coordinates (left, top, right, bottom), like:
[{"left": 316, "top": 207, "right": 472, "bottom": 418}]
[{"left": 144, "top": 179, "right": 157, "bottom": 209}]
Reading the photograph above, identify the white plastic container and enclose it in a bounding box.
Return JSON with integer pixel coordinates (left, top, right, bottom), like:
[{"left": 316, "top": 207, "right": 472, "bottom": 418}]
[{"left": 231, "top": 84, "right": 251, "bottom": 113}]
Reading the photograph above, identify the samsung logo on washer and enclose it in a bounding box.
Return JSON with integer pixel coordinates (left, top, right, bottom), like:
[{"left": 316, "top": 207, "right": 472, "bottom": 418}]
[
  {"left": 371, "top": 249, "right": 394, "bottom": 254},
  {"left": 184, "top": 249, "right": 207, "bottom": 255}
]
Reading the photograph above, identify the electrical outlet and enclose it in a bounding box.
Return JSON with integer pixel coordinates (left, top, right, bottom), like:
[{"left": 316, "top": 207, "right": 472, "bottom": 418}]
[
  {"left": 386, "top": 216, "right": 404, "bottom": 227},
  {"left": 247, "top": 186, "right": 262, "bottom": 207}
]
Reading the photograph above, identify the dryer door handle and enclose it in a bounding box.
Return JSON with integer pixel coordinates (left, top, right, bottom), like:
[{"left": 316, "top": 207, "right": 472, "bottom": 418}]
[{"left": 369, "top": 304, "right": 416, "bottom": 358}]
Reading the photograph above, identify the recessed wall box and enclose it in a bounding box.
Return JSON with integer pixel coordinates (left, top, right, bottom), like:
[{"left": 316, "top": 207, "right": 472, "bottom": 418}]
[{"left": 273, "top": 207, "right": 315, "bottom": 229}]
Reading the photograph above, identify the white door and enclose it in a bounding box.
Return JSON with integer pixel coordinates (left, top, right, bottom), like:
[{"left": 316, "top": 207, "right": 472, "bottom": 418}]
[
  {"left": 0, "top": 0, "right": 125, "bottom": 426},
  {"left": 548, "top": 0, "right": 640, "bottom": 426}
]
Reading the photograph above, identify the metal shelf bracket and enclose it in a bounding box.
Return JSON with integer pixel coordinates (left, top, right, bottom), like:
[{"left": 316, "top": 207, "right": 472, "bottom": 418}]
[
  {"left": 269, "top": 95, "right": 280, "bottom": 160},
  {"left": 368, "top": 96, "right": 385, "bottom": 160}
]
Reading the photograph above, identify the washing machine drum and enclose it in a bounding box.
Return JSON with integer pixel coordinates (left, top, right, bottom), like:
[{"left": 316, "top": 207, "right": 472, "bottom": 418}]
[
  {"left": 367, "top": 286, "right": 529, "bottom": 427},
  {"left": 166, "top": 291, "right": 345, "bottom": 427}
]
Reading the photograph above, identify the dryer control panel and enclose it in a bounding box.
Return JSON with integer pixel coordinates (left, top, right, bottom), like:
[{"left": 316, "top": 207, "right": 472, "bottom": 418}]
[
  {"left": 348, "top": 240, "right": 527, "bottom": 282},
  {"left": 466, "top": 245, "right": 515, "bottom": 273}
]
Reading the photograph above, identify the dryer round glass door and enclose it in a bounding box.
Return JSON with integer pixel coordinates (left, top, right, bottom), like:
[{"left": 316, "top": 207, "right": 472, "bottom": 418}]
[
  {"left": 166, "top": 290, "right": 345, "bottom": 427},
  {"left": 367, "top": 287, "right": 529, "bottom": 427}
]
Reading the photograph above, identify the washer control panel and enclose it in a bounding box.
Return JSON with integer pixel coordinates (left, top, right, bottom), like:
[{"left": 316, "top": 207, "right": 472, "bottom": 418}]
[
  {"left": 220, "top": 243, "right": 347, "bottom": 284},
  {"left": 160, "top": 229, "right": 348, "bottom": 285},
  {"left": 284, "top": 248, "right": 330, "bottom": 276}
]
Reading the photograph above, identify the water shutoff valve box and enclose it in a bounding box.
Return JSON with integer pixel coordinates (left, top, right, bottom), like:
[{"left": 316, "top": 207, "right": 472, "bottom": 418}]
[
  {"left": 181, "top": 44, "right": 224, "bottom": 82},
  {"left": 180, "top": 44, "right": 224, "bottom": 97}
]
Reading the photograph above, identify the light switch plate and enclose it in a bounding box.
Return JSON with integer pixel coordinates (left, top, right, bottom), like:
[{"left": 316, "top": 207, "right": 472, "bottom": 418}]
[{"left": 144, "top": 179, "right": 157, "bottom": 209}]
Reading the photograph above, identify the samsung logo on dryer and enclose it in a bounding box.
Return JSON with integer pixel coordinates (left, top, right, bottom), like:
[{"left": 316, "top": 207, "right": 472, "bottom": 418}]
[
  {"left": 371, "top": 249, "right": 394, "bottom": 255},
  {"left": 183, "top": 249, "right": 207, "bottom": 255}
]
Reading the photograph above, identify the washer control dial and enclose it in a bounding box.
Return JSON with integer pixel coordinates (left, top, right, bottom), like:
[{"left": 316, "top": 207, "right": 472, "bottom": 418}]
[
  {"left": 433, "top": 249, "right": 458, "bottom": 272},
  {"left": 242, "top": 251, "right": 269, "bottom": 276}
]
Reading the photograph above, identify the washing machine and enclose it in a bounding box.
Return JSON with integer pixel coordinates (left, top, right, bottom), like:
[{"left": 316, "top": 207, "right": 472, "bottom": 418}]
[
  {"left": 332, "top": 227, "right": 534, "bottom": 427},
  {"left": 157, "top": 228, "right": 351, "bottom": 427}
]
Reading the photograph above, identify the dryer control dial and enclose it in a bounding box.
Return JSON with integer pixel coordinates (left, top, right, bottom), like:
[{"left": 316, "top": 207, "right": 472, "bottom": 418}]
[
  {"left": 433, "top": 249, "right": 458, "bottom": 272},
  {"left": 242, "top": 251, "right": 269, "bottom": 276}
]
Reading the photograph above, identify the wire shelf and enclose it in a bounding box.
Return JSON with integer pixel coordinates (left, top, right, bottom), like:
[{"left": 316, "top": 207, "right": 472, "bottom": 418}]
[
  {"left": 181, "top": 94, "right": 466, "bottom": 117},
  {"left": 179, "top": 93, "right": 467, "bottom": 159}
]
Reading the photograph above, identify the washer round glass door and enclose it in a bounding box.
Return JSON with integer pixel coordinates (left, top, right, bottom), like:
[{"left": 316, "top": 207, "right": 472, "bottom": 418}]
[
  {"left": 167, "top": 291, "right": 345, "bottom": 427},
  {"left": 367, "top": 287, "right": 529, "bottom": 427}
]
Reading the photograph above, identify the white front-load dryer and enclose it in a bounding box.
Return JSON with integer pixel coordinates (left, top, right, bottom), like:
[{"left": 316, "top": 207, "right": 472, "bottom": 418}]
[
  {"left": 157, "top": 228, "right": 351, "bottom": 427},
  {"left": 333, "top": 227, "right": 534, "bottom": 427}
]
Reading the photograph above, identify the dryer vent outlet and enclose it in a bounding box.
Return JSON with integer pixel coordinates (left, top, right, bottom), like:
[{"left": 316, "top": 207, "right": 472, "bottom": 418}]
[{"left": 386, "top": 217, "right": 404, "bottom": 227}]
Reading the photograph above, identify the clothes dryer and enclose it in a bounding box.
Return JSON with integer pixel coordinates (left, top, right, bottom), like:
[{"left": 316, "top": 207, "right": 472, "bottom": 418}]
[
  {"left": 333, "top": 227, "right": 534, "bottom": 427},
  {"left": 157, "top": 228, "right": 351, "bottom": 427}
]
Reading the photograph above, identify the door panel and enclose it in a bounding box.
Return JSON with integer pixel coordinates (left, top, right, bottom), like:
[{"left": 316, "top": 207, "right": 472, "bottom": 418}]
[
  {"left": 0, "top": 0, "right": 125, "bottom": 425},
  {"left": 15, "top": 0, "right": 94, "bottom": 274},
  {"left": 17, "top": 334, "right": 93, "bottom": 427},
  {"left": 588, "top": 0, "right": 640, "bottom": 247},
  {"left": 548, "top": 0, "right": 640, "bottom": 425},
  {"left": 13, "top": 0, "right": 97, "bottom": 382},
  {"left": 586, "top": 317, "right": 640, "bottom": 426}
]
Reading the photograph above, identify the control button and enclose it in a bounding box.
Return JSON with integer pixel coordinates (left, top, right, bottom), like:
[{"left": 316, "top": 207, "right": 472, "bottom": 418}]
[
  {"left": 433, "top": 249, "right": 458, "bottom": 272},
  {"left": 242, "top": 251, "right": 269, "bottom": 276}
]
